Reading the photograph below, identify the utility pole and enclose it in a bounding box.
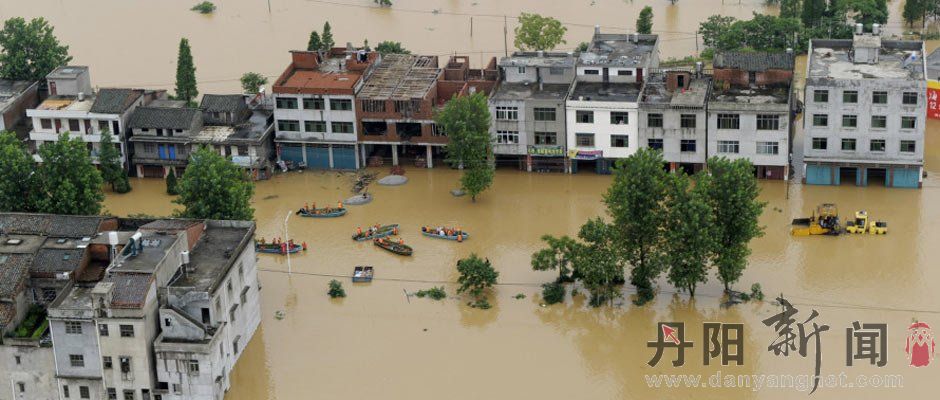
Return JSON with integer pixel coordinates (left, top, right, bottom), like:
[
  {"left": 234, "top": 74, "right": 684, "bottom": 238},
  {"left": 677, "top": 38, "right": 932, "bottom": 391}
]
[
  {"left": 470, "top": 17, "right": 473, "bottom": 37},
  {"left": 503, "top": 15, "right": 509, "bottom": 57},
  {"left": 694, "top": 32, "right": 699, "bottom": 54},
  {"left": 284, "top": 210, "right": 292, "bottom": 275},
  {"left": 267, "top": 0, "right": 271, "bottom": 13}
]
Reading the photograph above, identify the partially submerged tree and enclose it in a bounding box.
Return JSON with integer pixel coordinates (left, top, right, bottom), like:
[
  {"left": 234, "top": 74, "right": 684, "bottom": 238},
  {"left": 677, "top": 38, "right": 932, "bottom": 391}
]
[
  {"left": 35, "top": 133, "right": 104, "bottom": 215},
  {"left": 0, "top": 132, "right": 37, "bottom": 212},
  {"left": 571, "top": 218, "right": 623, "bottom": 307},
  {"left": 531, "top": 234, "right": 579, "bottom": 282},
  {"left": 514, "top": 13, "right": 567, "bottom": 51},
  {"left": 175, "top": 146, "right": 254, "bottom": 220},
  {"left": 165, "top": 169, "right": 179, "bottom": 195},
  {"left": 456, "top": 254, "right": 499, "bottom": 300},
  {"left": 460, "top": 164, "right": 494, "bottom": 203},
  {"left": 240, "top": 72, "right": 268, "bottom": 94},
  {"left": 175, "top": 38, "right": 198, "bottom": 105},
  {"left": 0, "top": 17, "right": 72, "bottom": 81},
  {"left": 375, "top": 41, "right": 410, "bottom": 55},
  {"left": 328, "top": 280, "right": 346, "bottom": 298},
  {"left": 662, "top": 172, "right": 716, "bottom": 297},
  {"left": 636, "top": 6, "right": 654, "bottom": 34},
  {"left": 436, "top": 92, "right": 494, "bottom": 202},
  {"left": 97, "top": 131, "right": 130, "bottom": 193}
]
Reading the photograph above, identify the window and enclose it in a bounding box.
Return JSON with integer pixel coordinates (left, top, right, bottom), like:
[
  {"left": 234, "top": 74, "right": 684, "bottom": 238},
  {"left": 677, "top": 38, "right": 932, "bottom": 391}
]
[
  {"left": 617, "top": 70, "right": 633, "bottom": 76},
  {"left": 103, "top": 356, "right": 113, "bottom": 369},
  {"left": 872, "top": 91, "right": 887, "bottom": 104},
  {"left": 870, "top": 139, "right": 886, "bottom": 152},
  {"left": 142, "top": 143, "right": 156, "bottom": 154},
  {"left": 41, "top": 288, "right": 57, "bottom": 302},
  {"left": 238, "top": 263, "right": 244, "bottom": 280},
  {"left": 756, "top": 141, "right": 779, "bottom": 155},
  {"left": 575, "top": 110, "right": 593, "bottom": 123},
  {"left": 842, "top": 115, "right": 857, "bottom": 128},
  {"left": 80, "top": 386, "right": 90, "bottom": 399},
  {"left": 871, "top": 115, "right": 887, "bottom": 129},
  {"left": 680, "top": 114, "right": 697, "bottom": 129},
  {"left": 41, "top": 119, "right": 52, "bottom": 129},
  {"left": 188, "top": 359, "right": 200, "bottom": 374},
  {"left": 229, "top": 304, "right": 238, "bottom": 322},
  {"left": 900, "top": 140, "right": 916, "bottom": 153},
  {"left": 17, "top": 382, "right": 24, "bottom": 393},
  {"left": 610, "top": 112, "right": 629, "bottom": 125},
  {"left": 549, "top": 67, "right": 565, "bottom": 75},
  {"left": 227, "top": 280, "right": 233, "bottom": 296},
  {"left": 432, "top": 124, "right": 446, "bottom": 137},
  {"left": 648, "top": 138, "right": 663, "bottom": 150},
  {"left": 68, "top": 119, "right": 81, "bottom": 132},
  {"left": 63, "top": 385, "right": 69, "bottom": 398},
  {"left": 901, "top": 116, "right": 916, "bottom": 129},
  {"left": 583, "top": 69, "right": 599, "bottom": 75},
  {"left": 495, "top": 130, "right": 519, "bottom": 144},
  {"left": 901, "top": 92, "right": 918, "bottom": 105},
  {"left": 331, "top": 122, "right": 354, "bottom": 133},
  {"left": 120, "top": 325, "right": 134, "bottom": 337},
  {"left": 107, "top": 388, "right": 117, "bottom": 400},
  {"left": 610, "top": 135, "right": 629, "bottom": 148},
  {"left": 275, "top": 97, "right": 298, "bottom": 109},
  {"left": 303, "top": 120, "right": 326, "bottom": 132},
  {"left": 277, "top": 120, "right": 300, "bottom": 131},
  {"left": 717, "top": 140, "right": 739, "bottom": 154},
  {"left": 717, "top": 114, "right": 739, "bottom": 130},
  {"left": 534, "top": 131, "right": 556, "bottom": 145},
  {"left": 756, "top": 114, "right": 779, "bottom": 130},
  {"left": 843, "top": 90, "right": 858, "bottom": 103},
  {"left": 171, "top": 384, "right": 181, "bottom": 394},
  {"left": 680, "top": 139, "right": 696, "bottom": 152},
  {"left": 65, "top": 321, "right": 83, "bottom": 334},
  {"left": 575, "top": 133, "right": 594, "bottom": 147},
  {"left": 812, "top": 137, "right": 827, "bottom": 150},
  {"left": 98, "top": 120, "right": 110, "bottom": 133},
  {"left": 240, "top": 287, "right": 249, "bottom": 304},
  {"left": 329, "top": 99, "right": 352, "bottom": 111},
  {"left": 120, "top": 356, "right": 131, "bottom": 373},
  {"left": 813, "top": 90, "right": 829, "bottom": 103},
  {"left": 123, "top": 390, "right": 134, "bottom": 400},
  {"left": 841, "top": 138, "right": 856, "bottom": 151},
  {"left": 15, "top": 355, "right": 21, "bottom": 365},
  {"left": 533, "top": 107, "right": 556, "bottom": 121},
  {"left": 647, "top": 113, "right": 663, "bottom": 128},
  {"left": 495, "top": 106, "right": 518, "bottom": 121},
  {"left": 517, "top": 67, "right": 526, "bottom": 74},
  {"left": 812, "top": 114, "right": 828, "bottom": 127},
  {"left": 303, "top": 98, "right": 325, "bottom": 110},
  {"left": 69, "top": 354, "right": 84, "bottom": 367}
]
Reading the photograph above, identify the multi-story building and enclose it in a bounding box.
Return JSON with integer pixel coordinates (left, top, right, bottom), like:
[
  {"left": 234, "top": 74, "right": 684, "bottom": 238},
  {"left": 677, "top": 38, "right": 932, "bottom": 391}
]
[
  {"left": 0, "top": 79, "right": 39, "bottom": 132},
  {"left": 638, "top": 68, "right": 711, "bottom": 173},
  {"left": 708, "top": 51, "right": 794, "bottom": 179},
  {"left": 803, "top": 26, "right": 926, "bottom": 188},
  {"left": 272, "top": 48, "right": 378, "bottom": 170},
  {"left": 357, "top": 54, "right": 497, "bottom": 168},
  {"left": 489, "top": 52, "right": 575, "bottom": 172},
  {"left": 566, "top": 28, "right": 658, "bottom": 174}
]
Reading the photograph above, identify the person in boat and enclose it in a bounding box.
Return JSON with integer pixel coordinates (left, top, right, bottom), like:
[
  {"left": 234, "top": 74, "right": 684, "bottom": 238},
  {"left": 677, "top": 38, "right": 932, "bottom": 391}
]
[
  {"left": 398, "top": 237, "right": 404, "bottom": 245},
  {"left": 337, "top": 201, "right": 343, "bottom": 210},
  {"left": 357, "top": 227, "right": 363, "bottom": 236},
  {"left": 259, "top": 237, "right": 266, "bottom": 244}
]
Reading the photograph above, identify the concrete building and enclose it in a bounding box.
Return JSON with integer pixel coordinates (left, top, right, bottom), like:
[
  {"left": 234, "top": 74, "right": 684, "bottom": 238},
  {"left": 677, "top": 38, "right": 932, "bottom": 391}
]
[
  {"left": 803, "top": 27, "right": 926, "bottom": 188},
  {"left": 639, "top": 68, "right": 711, "bottom": 173},
  {"left": 489, "top": 52, "right": 575, "bottom": 172},
  {"left": 708, "top": 52, "right": 794, "bottom": 179},
  {"left": 566, "top": 28, "right": 658, "bottom": 174},
  {"left": 272, "top": 48, "right": 379, "bottom": 170},
  {"left": 0, "top": 79, "right": 39, "bottom": 132}
]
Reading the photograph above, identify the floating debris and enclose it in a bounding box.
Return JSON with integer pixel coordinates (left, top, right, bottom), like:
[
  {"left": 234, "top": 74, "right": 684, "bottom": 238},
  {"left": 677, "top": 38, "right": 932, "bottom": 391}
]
[
  {"left": 262, "top": 194, "right": 279, "bottom": 200},
  {"left": 274, "top": 310, "right": 285, "bottom": 320}
]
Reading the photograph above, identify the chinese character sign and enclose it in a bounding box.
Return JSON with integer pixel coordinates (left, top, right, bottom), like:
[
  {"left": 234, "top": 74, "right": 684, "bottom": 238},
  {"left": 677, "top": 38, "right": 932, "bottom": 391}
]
[{"left": 928, "top": 80, "right": 940, "bottom": 120}]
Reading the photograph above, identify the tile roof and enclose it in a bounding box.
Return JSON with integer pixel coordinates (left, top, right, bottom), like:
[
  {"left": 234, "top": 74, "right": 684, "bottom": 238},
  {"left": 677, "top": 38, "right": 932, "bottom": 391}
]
[
  {"left": 107, "top": 273, "right": 153, "bottom": 308},
  {"left": 0, "top": 214, "right": 103, "bottom": 237},
  {"left": 129, "top": 107, "right": 201, "bottom": 130},
  {"left": 0, "top": 303, "right": 14, "bottom": 326},
  {"left": 713, "top": 52, "right": 795, "bottom": 72},
  {"left": 32, "top": 248, "right": 84, "bottom": 274},
  {"left": 89, "top": 88, "right": 143, "bottom": 114},
  {"left": 0, "top": 254, "right": 30, "bottom": 299},
  {"left": 200, "top": 94, "right": 246, "bottom": 113},
  {"left": 140, "top": 219, "right": 202, "bottom": 231}
]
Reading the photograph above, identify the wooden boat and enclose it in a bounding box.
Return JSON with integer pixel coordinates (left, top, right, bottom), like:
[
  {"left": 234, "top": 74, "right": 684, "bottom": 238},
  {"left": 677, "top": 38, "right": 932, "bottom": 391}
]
[
  {"left": 296, "top": 207, "right": 347, "bottom": 218},
  {"left": 420, "top": 227, "right": 469, "bottom": 241},
  {"left": 352, "top": 266, "right": 374, "bottom": 283},
  {"left": 373, "top": 238, "right": 413, "bottom": 256},
  {"left": 255, "top": 240, "right": 304, "bottom": 254},
  {"left": 351, "top": 224, "right": 399, "bottom": 241}
]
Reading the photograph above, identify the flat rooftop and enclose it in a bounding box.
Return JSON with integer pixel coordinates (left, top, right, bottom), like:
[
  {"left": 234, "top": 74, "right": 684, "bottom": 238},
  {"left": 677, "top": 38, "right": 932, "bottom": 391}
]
[
  {"left": 491, "top": 82, "right": 571, "bottom": 101},
  {"left": 190, "top": 109, "right": 272, "bottom": 143},
  {"left": 709, "top": 83, "right": 790, "bottom": 109},
  {"left": 925, "top": 47, "right": 940, "bottom": 81},
  {"left": 47, "top": 66, "right": 88, "bottom": 80},
  {"left": 569, "top": 81, "right": 641, "bottom": 103},
  {"left": 170, "top": 226, "right": 252, "bottom": 293},
  {"left": 51, "top": 285, "right": 94, "bottom": 311},
  {"left": 35, "top": 95, "right": 95, "bottom": 112},
  {"left": 499, "top": 52, "right": 576, "bottom": 68},
  {"left": 808, "top": 39, "right": 925, "bottom": 81},
  {"left": 641, "top": 75, "right": 710, "bottom": 108},
  {"left": 0, "top": 80, "right": 36, "bottom": 112},
  {"left": 110, "top": 231, "right": 179, "bottom": 274},
  {"left": 358, "top": 54, "right": 441, "bottom": 100},
  {"left": 279, "top": 56, "right": 363, "bottom": 91},
  {"left": 580, "top": 33, "right": 658, "bottom": 68}
]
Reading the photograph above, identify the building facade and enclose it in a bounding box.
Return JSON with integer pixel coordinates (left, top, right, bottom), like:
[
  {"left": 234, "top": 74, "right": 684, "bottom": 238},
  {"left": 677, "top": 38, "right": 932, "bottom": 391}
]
[
  {"left": 0, "top": 79, "right": 39, "bottom": 132},
  {"left": 638, "top": 69, "right": 711, "bottom": 173}
]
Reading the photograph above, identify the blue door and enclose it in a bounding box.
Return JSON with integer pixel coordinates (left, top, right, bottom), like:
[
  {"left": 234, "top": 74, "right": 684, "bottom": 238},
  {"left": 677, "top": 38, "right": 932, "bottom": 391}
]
[
  {"left": 891, "top": 168, "right": 919, "bottom": 188},
  {"left": 158, "top": 145, "right": 167, "bottom": 160},
  {"left": 280, "top": 144, "right": 304, "bottom": 163},
  {"left": 332, "top": 145, "right": 357, "bottom": 169},
  {"left": 305, "top": 145, "right": 330, "bottom": 169},
  {"left": 805, "top": 165, "right": 832, "bottom": 185},
  {"left": 168, "top": 145, "right": 176, "bottom": 160}
]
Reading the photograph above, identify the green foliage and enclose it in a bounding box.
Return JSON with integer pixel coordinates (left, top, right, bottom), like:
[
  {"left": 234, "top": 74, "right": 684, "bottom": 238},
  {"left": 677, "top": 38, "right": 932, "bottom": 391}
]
[
  {"left": 575, "top": 42, "right": 590, "bottom": 53},
  {"left": 514, "top": 293, "right": 526, "bottom": 299},
  {"left": 437, "top": 92, "right": 494, "bottom": 202},
  {"left": 112, "top": 175, "right": 131, "bottom": 194},
  {"left": 328, "top": 279, "right": 346, "bottom": 298},
  {"left": 190, "top": 1, "right": 216, "bottom": 14},
  {"left": 10, "top": 305, "right": 47, "bottom": 338},
  {"left": 240, "top": 72, "right": 268, "bottom": 94},
  {"left": 174, "top": 146, "right": 254, "bottom": 220},
  {"left": 704, "top": 157, "right": 766, "bottom": 291},
  {"left": 572, "top": 218, "right": 624, "bottom": 307},
  {"left": 165, "top": 169, "right": 179, "bottom": 195},
  {"left": 777, "top": 0, "right": 803, "bottom": 19},
  {"left": 0, "top": 131, "right": 37, "bottom": 212},
  {"left": 469, "top": 299, "right": 491, "bottom": 309},
  {"left": 0, "top": 17, "right": 71, "bottom": 81},
  {"left": 460, "top": 164, "right": 494, "bottom": 203},
  {"left": 35, "top": 133, "right": 104, "bottom": 215},
  {"left": 750, "top": 283, "right": 765, "bottom": 301},
  {"left": 321, "top": 22, "right": 335, "bottom": 51},
  {"left": 375, "top": 41, "right": 410, "bottom": 55},
  {"left": 98, "top": 131, "right": 127, "bottom": 192},
  {"left": 374, "top": 0, "right": 392, "bottom": 6},
  {"left": 604, "top": 148, "right": 668, "bottom": 305},
  {"left": 636, "top": 6, "right": 654, "bottom": 34},
  {"left": 904, "top": 0, "right": 926, "bottom": 27},
  {"left": 174, "top": 38, "right": 198, "bottom": 104},
  {"left": 531, "top": 234, "right": 578, "bottom": 282},
  {"left": 541, "top": 282, "right": 565, "bottom": 305},
  {"left": 699, "top": 13, "right": 814, "bottom": 53},
  {"left": 514, "top": 13, "right": 567, "bottom": 51},
  {"left": 846, "top": 0, "right": 889, "bottom": 26},
  {"left": 456, "top": 254, "right": 498, "bottom": 300},
  {"left": 307, "top": 31, "right": 322, "bottom": 52},
  {"left": 802, "top": 0, "right": 828, "bottom": 26},
  {"left": 663, "top": 172, "right": 717, "bottom": 297},
  {"left": 415, "top": 287, "right": 447, "bottom": 300}
]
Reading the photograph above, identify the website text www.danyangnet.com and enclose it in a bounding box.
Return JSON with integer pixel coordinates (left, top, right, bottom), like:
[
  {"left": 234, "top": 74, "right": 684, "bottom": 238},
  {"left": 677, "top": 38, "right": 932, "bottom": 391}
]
[{"left": 644, "top": 371, "right": 903, "bottom": 392}]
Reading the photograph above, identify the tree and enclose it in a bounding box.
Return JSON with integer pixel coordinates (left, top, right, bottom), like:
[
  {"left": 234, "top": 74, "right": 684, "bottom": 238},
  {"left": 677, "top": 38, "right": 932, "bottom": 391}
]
[
  {"left": 374, "top": 0, "right": 392, "bottom": 6},
  {"left": 165, "top": 169, "right": 179, "bottom": 195},
  {"left": 575, "top": 42, "right": 590, "bottom": 52},
  {"left": 541, "top": 282, "right": 565, "bottom": 305},
  {"left": 190, "top": 1, "right": 216, "bottom": 14},
  {"left": 604, "top": 148, "right": 668, "bottom": 305},
  {"left": 636, "top": 6, "right": 654, "bottom": 34},
  {"left": 327, "top": 280, "right": 346, "bottom": 298},
  {"left": 456, "top": 254, "right": 498, "bottom": 300},
  {"left": 35, "top": 133, "right": 104, "bottom": 215},
  {"left": 174, "top": 38, "right": 198, "bottom": 105},
  {"left": 307, "top": 30, "right": 322, "bottom": 52},
  {"left": 704, "top": 157, "right": 766, "bottom": 291},
  {"left": 779, "top": 0, "right": 803, "bottom": 19},
  {"left": 571, "top": 218, "right": 623, "bottom": 307},
  {"left": 846, "top": 0, "right": 889, "bottom": 26},
  {"left": 174, "top": 146, "right": 254, "bottom": 220},
  {"left": 461, "top": 164, "right": 494, "bottom": 203},
  {"left": 97, "top": 131, "right": 130, "bottom": 193},
  {"left": 662, "top": 172, "right": 716, "bottom": 297},
  {"left": 531, "top": 234, "right": 578, "bottom": 282},
  {"left": 240, "top": 72, "right": 268, "bottom": 94},
  {"left": 0, "top": 132, "right": 37, "bottom": 212},
  {"left": 321, "top": 22, "right": 335, "bottom": 51},
  {"left": 802, "top": 0, "right": 828, "bottom": 26},
  {"left": 0, "top": 17, "right": 72, "bottom": 81},
  {"left": 375, "top": 41, "right": 410, "bottom": 55},
  {"left": 436, "top": 92, "right": 494, "bottom": 202},
  {"left": 698, "top": 15, "right": 736, "bottom": 48},
  {"left": 514, "top": 13, "right": 567, "bottom": 51},
  {"left": 903, "top": 0, "right": 926, "bottom": 27}
]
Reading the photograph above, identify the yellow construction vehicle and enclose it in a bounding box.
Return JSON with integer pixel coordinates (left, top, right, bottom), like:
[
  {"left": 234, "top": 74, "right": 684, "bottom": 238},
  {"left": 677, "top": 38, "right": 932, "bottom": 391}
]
[
  {"left": 791, "top": 203, "right": 842, "bottom": 236},
  {"left": 845, "top": 211, "right": 888, "bottom": 235}
]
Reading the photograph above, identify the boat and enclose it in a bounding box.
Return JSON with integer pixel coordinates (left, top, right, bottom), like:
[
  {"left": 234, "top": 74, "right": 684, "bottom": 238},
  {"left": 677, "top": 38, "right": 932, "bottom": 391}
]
[
  {"left": 255, "top": 240, "right": 305, "bottom": 254},
  {"left": 352, "top": 266, "right": 374, "bottom": 283},
  {"left": 420, "top": 226, "right": 469, "bottom": 241},
  {"left": 373, "top": 238, "right": 413, "bottom": 256},
  {"left": 351, "top": 224, "right": 399, "bottom": 241},
  {"left": 296, "top": 207, "right": 347, "bottom": 218}
]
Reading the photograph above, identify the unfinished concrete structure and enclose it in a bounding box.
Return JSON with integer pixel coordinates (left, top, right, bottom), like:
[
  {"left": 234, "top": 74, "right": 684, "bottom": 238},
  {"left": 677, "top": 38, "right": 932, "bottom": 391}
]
[
  {"left": 708, "top": 52, "right": 794, "bottom": 179},
  {"left": 803, "top": 25, "right": 926, "bottom": 188},
  {"left": 273, "top": 48, "right": 379, "bottom": 170},
  {"left": 639, "top": 67, "right": 711, "bottom": 173},
  {"left": 489, "top": 52, "right": 575, "bottom": 172},
  {"left": 0, "top": 79, "right": 39, "bottom": 132}
]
